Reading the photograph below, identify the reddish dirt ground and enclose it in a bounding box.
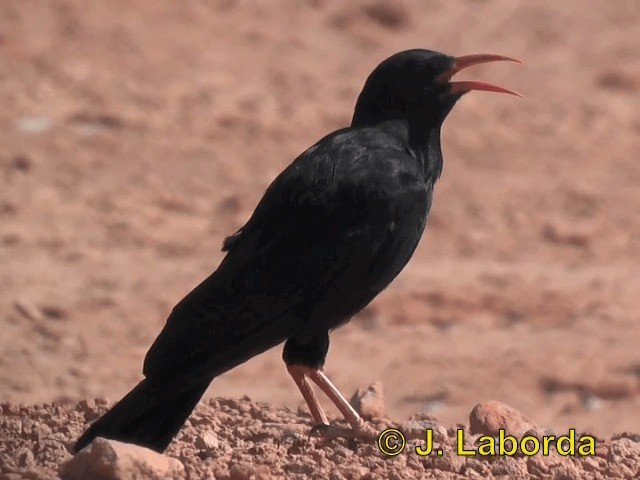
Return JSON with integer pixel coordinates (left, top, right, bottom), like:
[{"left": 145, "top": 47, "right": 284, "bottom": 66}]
[{"left": 1, "top": 0, "right": 639, "bottom": 478}]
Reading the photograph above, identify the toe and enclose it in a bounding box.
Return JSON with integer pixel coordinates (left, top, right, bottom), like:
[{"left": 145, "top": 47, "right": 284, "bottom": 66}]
[{"left": 308, "top": 423, "right": 332, "bottom": 437}]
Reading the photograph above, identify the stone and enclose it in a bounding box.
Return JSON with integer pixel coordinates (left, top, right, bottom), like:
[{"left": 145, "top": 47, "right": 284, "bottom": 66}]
[
  {"left": 350, "top": 382, "right": 385, "bottom": 419},
  {"left": 59, "top": 437, "right": 184, "bottom": 480},
  {"left": 194, "top": 430, "right": 219, "bottom": 450},
  {"left": 469, "top": 401, "right": 537, "bottom": 437}
]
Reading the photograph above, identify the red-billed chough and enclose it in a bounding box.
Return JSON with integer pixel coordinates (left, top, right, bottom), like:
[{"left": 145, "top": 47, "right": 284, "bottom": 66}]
[{"left": 74, "top": 49, "right": 520, "bottom": 453}]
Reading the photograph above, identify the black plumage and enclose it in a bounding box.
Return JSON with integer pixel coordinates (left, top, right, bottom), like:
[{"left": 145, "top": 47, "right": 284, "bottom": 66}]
[{"left": 74, "top": 49, "right": 519, "bottom": 453}]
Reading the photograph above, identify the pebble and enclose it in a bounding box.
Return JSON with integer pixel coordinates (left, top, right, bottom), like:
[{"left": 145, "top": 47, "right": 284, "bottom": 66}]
[
  {"left": 350, "top": 381, "right": 385, "bottom": 419},
  {"left": 59, "top": 437, "right": 184, "bottom": 480},
  {"left": 469, "top": 400, "right": 538, "bottom": 437}
]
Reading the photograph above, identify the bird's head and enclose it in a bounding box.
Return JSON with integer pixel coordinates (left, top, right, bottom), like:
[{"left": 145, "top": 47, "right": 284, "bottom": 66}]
[{"left": 352, "top": 49, "right": 521, "bottom": 128}]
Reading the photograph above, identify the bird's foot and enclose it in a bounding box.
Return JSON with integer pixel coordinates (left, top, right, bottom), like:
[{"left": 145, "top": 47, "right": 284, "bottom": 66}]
[
  {"left": 308, "top": 420, "right": 376, "bottom": 442},
  {"left": 352, "top": 420, "right": 377, "bottom": 441},
  {"left": 308, "top": 422, "right": 353, "bottom": 441},
  {"left": 308, "top": 422, "right": 332, "bottom": 437}
]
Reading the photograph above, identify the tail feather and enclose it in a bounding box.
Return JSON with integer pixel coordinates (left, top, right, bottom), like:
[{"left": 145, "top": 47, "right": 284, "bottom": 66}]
[{"left": 74, "top": 378, "right": 210, "bottom": 453}]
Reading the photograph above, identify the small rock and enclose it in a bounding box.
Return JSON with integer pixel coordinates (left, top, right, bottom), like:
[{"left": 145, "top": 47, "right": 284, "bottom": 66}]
[
  {"left": 77, "top": 399, "right": 110, "bottom": 422},
  {"left": 423, "top": 448, "right": 465, "bottom": 473},
  {"left": 2, "top": 402, "right": 22, "bottom": 415},
  {"left": 548, "top": 462, "right": 581, "bottom": 480},
  {"left": 16, "top": 117, "right": 52, "bottom": 134},
  {"left": 469, "top": 401, "right": 537, "bottom": 437},
  {"left": 253, "top": 464, "right": 272, "bottom": 480},
  {"left": 342, "top": 465, "right": 370, "bottom": 479},
  {"left": 229, "top": 461, "right": 255, "bottom": 480},
  {"left": 17, "top": 447, "right": 35, "bottom": 467},
  {"left": 2, "top": 474, "right": 25, "bottom": 480},
  {"left": 608, "top": 437, "right": 640, "bottom": 461},
  {"left": 13, "top": 299, "right": 44, "bottom": 322},
  {"left": 194, "top": 430, "right": 219, "bottom": 450},
  {"left": 612, "top": 432, "right": 640, "bottom": 442},
  {"left": 582, "top": 456, "right": 603, "bottom": 472},
  {"left": 350, "top": 381, "right": 385, "bottom": 419},
  {"left": 490, "top": 457, "right": 529, "bottom": 477},
  {"left": 59, "top": 437, "right": 184, "bottom": 480},
  {"left": 402, "top": 414, "right": 448, "bottom": 443}
]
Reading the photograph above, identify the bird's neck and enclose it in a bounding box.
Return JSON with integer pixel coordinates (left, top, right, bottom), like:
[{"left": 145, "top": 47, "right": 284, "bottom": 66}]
[
  {"left": 423, "top": 125, "right": 444, "bottom": 182},
  {"left": 367, "top": 118, "right": 444, "bottom": 183}
]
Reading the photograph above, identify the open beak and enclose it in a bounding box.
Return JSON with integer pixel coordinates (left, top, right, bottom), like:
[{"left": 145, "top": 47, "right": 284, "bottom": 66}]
[{"left": 437, "top": 54, "right": 522, "bottom": 97}]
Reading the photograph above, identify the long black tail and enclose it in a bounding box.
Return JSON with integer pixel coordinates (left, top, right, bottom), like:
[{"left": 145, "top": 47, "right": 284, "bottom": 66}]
[{"left": 73, "top": 378, "right": 210, "bottom": 453}]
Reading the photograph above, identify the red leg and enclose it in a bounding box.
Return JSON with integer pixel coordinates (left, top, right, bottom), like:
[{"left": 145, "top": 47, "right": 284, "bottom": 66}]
[
  {"left": 287, "top": 365, "right": 329, "bottom": 426},
  {"left": 307, "top": 369, "right": 363, "bottom": 430}
]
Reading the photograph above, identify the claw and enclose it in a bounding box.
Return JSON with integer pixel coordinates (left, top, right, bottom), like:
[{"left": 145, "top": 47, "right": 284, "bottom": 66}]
[
  {"left": 308, "top": 421, "right": 376, "bottom": 442},
  {"left": 309, "top": 423, "right": 332, "bottom": 437},
  {"left": 309, "top": 423, "right": 355, "bottom": 441}
]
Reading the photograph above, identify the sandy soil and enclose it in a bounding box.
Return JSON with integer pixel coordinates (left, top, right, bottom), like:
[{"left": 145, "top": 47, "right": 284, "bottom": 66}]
[
  {"left": 1, "top": 0, "right": 639, "bottom": 478},
  {"left": 3, "top": 398, "right": 640, "bottom": 479}
]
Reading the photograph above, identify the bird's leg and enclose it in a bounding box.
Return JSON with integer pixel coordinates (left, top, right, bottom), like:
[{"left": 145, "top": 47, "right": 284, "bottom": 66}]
[
  {"left": 306, "top": 369, "right": 364, "bottom": 431},
  {"left": 286, "top": 364, "right": 329, "bottom": 427},
  {"left": 283, "top": 333, "right": 373, "bottom": 438}
]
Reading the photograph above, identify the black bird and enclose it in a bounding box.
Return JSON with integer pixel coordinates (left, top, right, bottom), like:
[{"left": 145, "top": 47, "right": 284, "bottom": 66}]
[{"left": 74, "top": 49, "right": 520, "bottom": 453}]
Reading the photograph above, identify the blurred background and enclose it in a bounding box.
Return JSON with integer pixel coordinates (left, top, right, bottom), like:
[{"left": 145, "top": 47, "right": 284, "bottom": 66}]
[{"left": 1, "top": 0, "right": 638, "bottom": 436}]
